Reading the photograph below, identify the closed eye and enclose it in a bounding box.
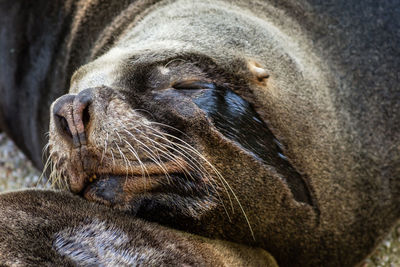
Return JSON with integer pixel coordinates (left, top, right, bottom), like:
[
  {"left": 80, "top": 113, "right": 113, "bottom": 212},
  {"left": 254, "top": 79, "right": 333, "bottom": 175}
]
[{"left": 172, "top": 80, "right": 216, "bottom": 90}]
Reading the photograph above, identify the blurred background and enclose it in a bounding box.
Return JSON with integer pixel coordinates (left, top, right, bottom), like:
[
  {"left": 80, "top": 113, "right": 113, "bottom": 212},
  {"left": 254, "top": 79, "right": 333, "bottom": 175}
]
[{"left": 0, "top": 132, "right": 398, "bottom": 266}]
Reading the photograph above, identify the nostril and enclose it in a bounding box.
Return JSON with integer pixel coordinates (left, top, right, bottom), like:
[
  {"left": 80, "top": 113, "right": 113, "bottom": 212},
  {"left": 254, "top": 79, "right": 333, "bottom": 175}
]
[
  {"left": 73, "top": 88, "right": 93, "bottom": 133},
  {"left": 82, "top": 104, "right": 91, "bottom": 130},
  {"left": 52, "top": 94, "right": 76, "bottom": 141},
  {"left": 57, "top": 114, "right": 73, "bottom": 139}
]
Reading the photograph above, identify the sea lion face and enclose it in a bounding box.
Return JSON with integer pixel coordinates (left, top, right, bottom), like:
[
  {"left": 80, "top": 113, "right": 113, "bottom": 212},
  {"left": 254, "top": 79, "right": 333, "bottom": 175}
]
[
  {"left": 49, "top": 48, "right": 298, "bottom": 233},
  {"left": 49, "top": 52, "right": 233, "bottom": 218},
  {"left": 49, "top": 49, "right": 318, "bottom": 243},
  {"left": 49, "top": 0, "right": 341, "bottom": 252}
]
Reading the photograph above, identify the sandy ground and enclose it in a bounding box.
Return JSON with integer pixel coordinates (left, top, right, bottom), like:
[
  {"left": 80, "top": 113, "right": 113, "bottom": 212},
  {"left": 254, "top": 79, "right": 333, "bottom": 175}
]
[{"left": 0, "top": 132, "right": 398, "bottom": 266}]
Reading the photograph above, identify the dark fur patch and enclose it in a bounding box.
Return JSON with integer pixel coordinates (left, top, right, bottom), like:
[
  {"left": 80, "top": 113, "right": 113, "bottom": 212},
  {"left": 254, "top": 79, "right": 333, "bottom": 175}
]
[{"left": 186, "top": 84, "right": 315, "bottom": 208}]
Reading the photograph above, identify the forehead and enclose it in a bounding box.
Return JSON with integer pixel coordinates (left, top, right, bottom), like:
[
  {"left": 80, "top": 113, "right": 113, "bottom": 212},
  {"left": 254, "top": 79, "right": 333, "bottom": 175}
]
[{"left": 69, "top": 47, "right": 237, "bottom": 94}]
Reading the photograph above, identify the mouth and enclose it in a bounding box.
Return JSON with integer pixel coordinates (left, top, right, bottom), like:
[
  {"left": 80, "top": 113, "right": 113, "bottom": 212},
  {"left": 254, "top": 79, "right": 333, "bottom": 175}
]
[
  {"left": 75, "top": 169, "right": 218, "bottom": 225},
  {"left": 81, "top": 173, "right": 163, "bottom": 206},
  {"left": 50, "top": 132, "right": 219, "bottom": 219},
  {"left": 69, "top": 158, "right": 188, "bottom": 192},
  {"left": 71, "top": 158, "right": 207, "bottom": 208}
]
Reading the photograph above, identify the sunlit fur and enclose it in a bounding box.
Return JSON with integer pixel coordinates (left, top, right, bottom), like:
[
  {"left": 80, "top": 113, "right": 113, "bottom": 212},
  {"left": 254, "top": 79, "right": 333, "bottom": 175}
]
[{"left": 1, "top": 0, "right": 398, "bottom": 266}]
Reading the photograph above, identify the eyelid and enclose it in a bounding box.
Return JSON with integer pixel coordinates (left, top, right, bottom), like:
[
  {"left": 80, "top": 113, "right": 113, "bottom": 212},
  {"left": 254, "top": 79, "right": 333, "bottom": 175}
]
[{"left": 172, "top": 80, "right": 216, "bottom": 90}]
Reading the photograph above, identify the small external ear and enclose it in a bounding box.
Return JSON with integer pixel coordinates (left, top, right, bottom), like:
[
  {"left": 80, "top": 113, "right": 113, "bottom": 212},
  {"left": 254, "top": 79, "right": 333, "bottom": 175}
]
[{"left": 248, "top": 61, "right": 269, "bottom": 84}]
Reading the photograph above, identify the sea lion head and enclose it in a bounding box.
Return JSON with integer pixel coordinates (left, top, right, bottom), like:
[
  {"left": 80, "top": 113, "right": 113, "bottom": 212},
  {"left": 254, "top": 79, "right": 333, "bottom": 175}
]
[{"left": 47, "top": 0, "right": 399, "bottom": 265}]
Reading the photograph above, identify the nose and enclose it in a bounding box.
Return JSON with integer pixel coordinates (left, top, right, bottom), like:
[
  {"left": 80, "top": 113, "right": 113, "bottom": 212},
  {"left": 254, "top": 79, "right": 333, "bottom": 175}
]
[{"left": 52, "top": 89, "right": 93, "bottom": 147}]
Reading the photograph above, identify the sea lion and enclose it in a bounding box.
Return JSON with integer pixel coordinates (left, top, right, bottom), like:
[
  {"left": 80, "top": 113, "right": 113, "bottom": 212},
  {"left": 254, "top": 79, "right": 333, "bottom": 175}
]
[
  {"left": 0, "top": 0, "right": 399, "bottom": 266},
  {"left": 0, "top": 189, "right": 276, "bottom": 266}
]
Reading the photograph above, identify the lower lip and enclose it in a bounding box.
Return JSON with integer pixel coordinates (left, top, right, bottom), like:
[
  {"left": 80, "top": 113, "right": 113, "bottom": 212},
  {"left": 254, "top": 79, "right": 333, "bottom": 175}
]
[{"left": 82, "top": 174, "right": 162, "bottom": 204}]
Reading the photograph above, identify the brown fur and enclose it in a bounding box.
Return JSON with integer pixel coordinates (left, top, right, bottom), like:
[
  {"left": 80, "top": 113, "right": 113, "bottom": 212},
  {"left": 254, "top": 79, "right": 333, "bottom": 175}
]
[
  {"left": 0, "top": 0, "right": 399, "bottom": 266},
  {"left": 0, "top": 189, "right": 276, "bottom": 266}
]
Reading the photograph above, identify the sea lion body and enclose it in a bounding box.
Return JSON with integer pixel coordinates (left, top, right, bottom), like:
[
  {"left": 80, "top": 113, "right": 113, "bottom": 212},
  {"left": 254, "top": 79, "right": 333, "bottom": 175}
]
[
  {"left": 0, "top": 0, "right": 399, "bottom": 266},
  {"left": 0, "top": 189, "right": 275, "bottom": 266}
]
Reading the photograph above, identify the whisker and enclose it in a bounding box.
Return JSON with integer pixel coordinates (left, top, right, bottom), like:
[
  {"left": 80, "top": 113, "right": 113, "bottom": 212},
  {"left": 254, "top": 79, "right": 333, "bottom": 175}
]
[
  {"left": 143, "top": 129, "right": 210, "bottom": 179},
  {"left": 114, "top": 140, "right": 130, "bottom": 178},
  {"left": 140, "top": 124, "right": 232, "bottom": 200},
  {"left": 100, "top": 131, "right": 109, "bottom": 164},
  {"left": 41, "top": 142, "right": 50, "bottom": 163},
  {"left": 121, "top": 127, "right": 173, "bottom": 185},
  {"left": 50, "top": 161, "right": 59, "bottom": 188},
  {"left": 134, "top": 123, "right": 231, "bottom": 222},
  {"left": 143, "top": 128, "right": 223, "bottom": 196},
  {"left": 110, "top": 148, "right": 116, "bottom": 171},
  {"left": 140, "top": 122, "right": 254, "bottom": 239},
  {"left": 149, "top": 121, "right": 189, "bottom": 139},
  {"left": 137, "top": 132, "right": 195, "bottom": 182},
  {"left": 132, "top": 109, "right": 155, "bottom": 120},
  {"left": 143, "top": 126, "right": 233, "bottom": 221},
  {"left": 114, "top": 140, "right": 133, "bottom": 192},
  {"left": 37, "top": 151, "right": 53, "bottom": 188},
  {"left": 122, "top": 139, "right": 150, "bottom": 180}
]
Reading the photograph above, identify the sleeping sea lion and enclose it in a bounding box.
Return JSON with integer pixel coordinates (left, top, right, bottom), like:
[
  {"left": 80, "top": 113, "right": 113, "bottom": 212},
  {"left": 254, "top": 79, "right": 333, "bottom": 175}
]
[{"left": 0, "top": 0, "right": 399, "bottom": 266}]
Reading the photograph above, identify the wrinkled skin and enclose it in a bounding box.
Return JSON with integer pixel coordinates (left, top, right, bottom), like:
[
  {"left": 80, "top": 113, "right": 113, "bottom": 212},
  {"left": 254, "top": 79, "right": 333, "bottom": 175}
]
[{"left": 0, "top": 0, "right": 399, "bottom": 266}]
